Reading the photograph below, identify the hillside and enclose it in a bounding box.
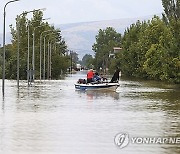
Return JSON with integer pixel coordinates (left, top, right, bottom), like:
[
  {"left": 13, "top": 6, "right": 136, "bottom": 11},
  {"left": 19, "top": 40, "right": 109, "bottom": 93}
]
[{"left": 58, "top": 16, "right": 153, "bottom": 59}]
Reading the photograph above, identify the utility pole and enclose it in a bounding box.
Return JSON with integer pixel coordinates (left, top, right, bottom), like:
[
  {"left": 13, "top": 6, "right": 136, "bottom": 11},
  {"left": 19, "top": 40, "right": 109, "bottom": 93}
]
[
  {"left": 47, "top": 41, "right": 50, "bottom": 79},
  {"left": 2, "top": 0, "right": 20, "bottom": 96}
]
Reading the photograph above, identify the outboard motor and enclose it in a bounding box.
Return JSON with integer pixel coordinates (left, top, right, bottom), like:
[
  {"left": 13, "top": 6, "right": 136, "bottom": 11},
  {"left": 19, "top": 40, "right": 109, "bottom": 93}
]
[{"left": 110, "top": 69, "right": 120, "bottom": 83}]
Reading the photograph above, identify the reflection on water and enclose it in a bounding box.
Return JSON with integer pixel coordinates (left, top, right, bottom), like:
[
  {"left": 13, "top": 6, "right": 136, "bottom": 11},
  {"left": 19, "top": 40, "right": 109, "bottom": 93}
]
[
  {"left": 0, "top": 72, "right": 180, "bottom": 154},
  {"left": 76, "top": 90, "right": 120, "bottom": 101}
]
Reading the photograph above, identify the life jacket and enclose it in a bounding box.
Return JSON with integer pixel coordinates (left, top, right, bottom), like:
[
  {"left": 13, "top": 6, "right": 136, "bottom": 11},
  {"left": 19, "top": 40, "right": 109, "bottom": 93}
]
[{"left": 87, "top": 71, "right": 94, "bottom": 79}]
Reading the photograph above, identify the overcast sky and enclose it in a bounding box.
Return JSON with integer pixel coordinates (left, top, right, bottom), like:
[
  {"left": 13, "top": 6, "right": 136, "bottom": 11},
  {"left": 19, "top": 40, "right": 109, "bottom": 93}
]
[{"left": 1, "top": 0, "right": 164, "bottom": 33}]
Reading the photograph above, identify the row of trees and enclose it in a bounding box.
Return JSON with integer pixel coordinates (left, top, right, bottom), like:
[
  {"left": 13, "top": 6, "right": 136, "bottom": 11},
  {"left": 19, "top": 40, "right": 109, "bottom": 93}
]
[
  {"left": 118, "top": 16, "right": 179, "bottom": 83},
  {"left": 0, "top": 10, "right": 70, "bottom": 80},
  {"left": 92, "top": 0, "right": 180, "bottom": 83}
]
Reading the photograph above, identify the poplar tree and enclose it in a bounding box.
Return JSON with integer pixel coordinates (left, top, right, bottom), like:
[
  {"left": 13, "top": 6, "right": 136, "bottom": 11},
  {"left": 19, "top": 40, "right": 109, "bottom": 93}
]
[{"left": 162, "top": 0, "right": 180, "bottom": 22}]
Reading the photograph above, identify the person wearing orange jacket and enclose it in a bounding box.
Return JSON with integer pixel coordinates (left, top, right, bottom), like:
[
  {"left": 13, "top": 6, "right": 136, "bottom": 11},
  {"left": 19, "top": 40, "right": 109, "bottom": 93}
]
[{"left": 87, "top": 69, "right": 94, "bottom": 83}]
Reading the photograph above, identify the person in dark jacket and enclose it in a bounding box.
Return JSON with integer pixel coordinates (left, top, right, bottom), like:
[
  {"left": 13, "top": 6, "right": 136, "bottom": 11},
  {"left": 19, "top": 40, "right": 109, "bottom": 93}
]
[
  {"left": 110, "top": 68, "right": 120, "bottom": 83},
  {"left": 92, "top": 72, "right": 101, "bottom": 82}
]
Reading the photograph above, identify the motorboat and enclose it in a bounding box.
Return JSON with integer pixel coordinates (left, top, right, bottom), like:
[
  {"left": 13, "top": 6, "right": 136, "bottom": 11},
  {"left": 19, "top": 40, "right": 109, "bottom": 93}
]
[
  {"left": 75, "top": 68, "right": 120, "bottom": 91},
  {"left": 75, "top": 82, "right": 120, "bottom": 91}
]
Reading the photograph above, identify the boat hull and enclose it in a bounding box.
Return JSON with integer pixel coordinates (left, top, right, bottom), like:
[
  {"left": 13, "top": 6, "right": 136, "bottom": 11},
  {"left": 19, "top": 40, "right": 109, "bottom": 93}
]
[{"left": 75, "top": 83, "right": 119, "bottom": 91}]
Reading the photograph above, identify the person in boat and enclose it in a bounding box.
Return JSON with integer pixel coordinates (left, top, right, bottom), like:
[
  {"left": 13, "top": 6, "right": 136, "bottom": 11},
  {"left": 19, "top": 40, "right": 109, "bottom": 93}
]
[
  {"left": 92, "top": 72, "right": 101, "bottom": 82},
  {"left": 110, "top": 68, "right": 120, "bottom": 83},
  {"left": 87, "top": 69, "right": 94, "bottom": 83}
]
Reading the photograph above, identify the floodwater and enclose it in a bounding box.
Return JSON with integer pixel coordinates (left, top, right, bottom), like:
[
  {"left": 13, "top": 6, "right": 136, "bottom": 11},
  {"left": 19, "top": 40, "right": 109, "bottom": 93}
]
[{"left": 0, "top": 71, "right": 180, "bottom": 154}]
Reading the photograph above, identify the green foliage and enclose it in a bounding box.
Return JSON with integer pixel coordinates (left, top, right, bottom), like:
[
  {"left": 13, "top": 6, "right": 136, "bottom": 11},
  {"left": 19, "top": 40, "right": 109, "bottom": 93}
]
[
  {"left": 120, "top": 16, "right": 180, "bottom": 83},
  {"left": 162, "top": 0, "right": 180, "bottom": 22},
  {"left": 81, "top": 54, "right": 94, "bottom": 68},
  {"left": 92, "top": 27, "right": 121, "bottom": 71},
  {"left": 108, "top": 58, "right": 118, "bottom": 74},
  {"left": 52, "top": 55, "right": 69, "bottom": 79},
  {"left": 119, "top": 20, "right": 148, "bottom": 77},
  {"left": 69, "top": 51, "right": 79, "bottom": 69},
  {"left": 92, "top": 14, "right": 180, "bottom": 83},
  {"left": 5, "top": 10, "right": 69, "bottom": 79},
  {"left": 119, "top": 15, "right": 180, "bottom": 83}
]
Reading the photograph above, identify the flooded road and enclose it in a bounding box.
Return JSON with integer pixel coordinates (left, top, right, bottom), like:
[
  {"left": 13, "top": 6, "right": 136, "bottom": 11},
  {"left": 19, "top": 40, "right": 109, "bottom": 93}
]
[{"left": 0, "top": 71, "right": 180, "bottom": 154}]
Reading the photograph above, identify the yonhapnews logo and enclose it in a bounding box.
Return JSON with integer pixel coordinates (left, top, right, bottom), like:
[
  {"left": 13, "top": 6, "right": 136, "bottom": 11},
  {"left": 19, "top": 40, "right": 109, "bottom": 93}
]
[
  {"left": 114, "top": 133, "right": 180, "bottom": 149},
  {"left": 114, "top": 133, "right": 129, "bottom": 149}
]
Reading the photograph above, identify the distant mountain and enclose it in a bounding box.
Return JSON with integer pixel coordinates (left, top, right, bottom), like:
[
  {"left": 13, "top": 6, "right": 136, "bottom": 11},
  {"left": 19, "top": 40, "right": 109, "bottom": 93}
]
[{"left": 58, "top": 16, "right": 154, "bottom": 59}]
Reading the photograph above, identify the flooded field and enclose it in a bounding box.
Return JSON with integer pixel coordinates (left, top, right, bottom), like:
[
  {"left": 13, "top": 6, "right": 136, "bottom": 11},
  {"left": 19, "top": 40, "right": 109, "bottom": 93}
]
[{"left": 0, "top": 71, "right": 180, "bottom": 154}]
